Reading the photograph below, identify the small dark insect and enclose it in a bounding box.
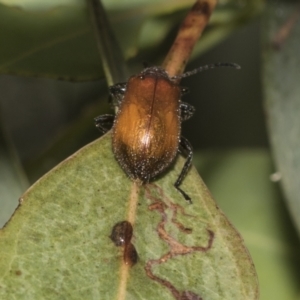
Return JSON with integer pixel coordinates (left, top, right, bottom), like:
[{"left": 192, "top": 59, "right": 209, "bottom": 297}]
[
  {"left": 110, "top": 220, "right": 133, "bottom": 247},
  {"left": 110, "top": 220, "right": 138, "bottom": 266},
  {"left": 95, "top": 63, "right": 240, "bottom": 203}
]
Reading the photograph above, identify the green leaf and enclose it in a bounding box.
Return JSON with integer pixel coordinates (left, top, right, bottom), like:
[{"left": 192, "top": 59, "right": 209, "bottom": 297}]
[
  {"left": 24, "top": 98, "right": 111, "bottom": 182},
  {"left": 0, "top": 133, "right": 258, "bottom": 299},
  {"left": 262, "top": 2, "right": 300, "bottom": 235},
  {"left": 0, "top": 127, "right": 28, "bottom": 227}
]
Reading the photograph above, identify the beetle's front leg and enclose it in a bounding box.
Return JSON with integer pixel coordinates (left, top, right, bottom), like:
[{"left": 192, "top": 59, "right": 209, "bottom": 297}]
[
  {"left": 94, "top": 114, "right": 115, "bottom": 134},
  {"left": 180, "top": 102, "right": 195, "bottom": 121},
  {"left": 109, "top": 82, "right": 127, "bottom": 107},
  {"left": 175, "top": 136, "right": 193, "bottom": 203}
]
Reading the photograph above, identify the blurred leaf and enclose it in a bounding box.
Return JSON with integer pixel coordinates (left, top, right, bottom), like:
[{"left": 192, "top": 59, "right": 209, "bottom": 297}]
[
  {"left": 184, "top": 1, "right": 264, "bottom": 59},
  {"left": 0, "top": 0, "right": 186, "bottom": 11},
  {"left": 0, "top": 0, "right": 82, "bottom": 10},
  {"left": 262, "top": 2, "right": 300, "bottom": 235},
  {"left": 24, "top": 98, "right": 111, "bottom": 182},
  {"left": 0, "top": 1, "right": 188, "bottom": 81},
  {"left": 0, "top": 3, "right": 100, "bottom": 81},
  {"left": 194, "top": 150, "right": 300, "bottom": 300},
  {"left": 0, "top": 1, "right": 263, "bottom": 81},
  {"left": 0, "top": 133, "right": 258, "bottom": 299},
  {"left": 86, "top": 0, "right": 130, "bottom": 86},
  {"left": 0, "top": 125, "right": 28, "bottom": 227}
]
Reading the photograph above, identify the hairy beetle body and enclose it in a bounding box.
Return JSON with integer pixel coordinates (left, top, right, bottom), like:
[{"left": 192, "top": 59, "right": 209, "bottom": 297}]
[{"left": 112, "top": 69, "right": 181, "bottom": 183}]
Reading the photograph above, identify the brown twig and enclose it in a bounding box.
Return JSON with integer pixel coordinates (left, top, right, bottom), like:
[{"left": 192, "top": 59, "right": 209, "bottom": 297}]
[
  {"left": 272, "top": 6, "right": 300, "bottom": 50},
  {"left": 162, "top": 0, "right": 217, "bottom": 77}
]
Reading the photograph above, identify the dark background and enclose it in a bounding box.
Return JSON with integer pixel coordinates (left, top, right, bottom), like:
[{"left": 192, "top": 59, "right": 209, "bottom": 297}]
[{"left": 0, "top": 18, "right": 267, "bottom": 168}]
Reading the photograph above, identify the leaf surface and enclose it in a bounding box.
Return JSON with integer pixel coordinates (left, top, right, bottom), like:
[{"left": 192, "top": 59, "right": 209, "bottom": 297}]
[
  {"left": 262, "top": 2, "right": 300, "bottom": 235},
  {"left": 0, "top": 133, "right": 258, "bottom": 299}
]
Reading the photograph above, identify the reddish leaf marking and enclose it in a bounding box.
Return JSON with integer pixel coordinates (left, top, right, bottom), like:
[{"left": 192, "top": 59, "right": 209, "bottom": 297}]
[{"left": 144, "top": 184, "right": 214, "bottom": 299}]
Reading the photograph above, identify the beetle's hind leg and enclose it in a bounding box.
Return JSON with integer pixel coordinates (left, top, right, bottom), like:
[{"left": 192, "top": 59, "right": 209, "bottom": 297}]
[
  {"left": 175, "top": 136, "right": 193, "bottom": 203},
  {"left": 94, "top": 114, "right": 114, "bottom": 134}
]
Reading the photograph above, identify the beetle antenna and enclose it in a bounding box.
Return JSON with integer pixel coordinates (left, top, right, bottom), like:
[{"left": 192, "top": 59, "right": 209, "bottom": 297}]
[{"left": 172, "top": 62, "right": 241, "bottom": 79}]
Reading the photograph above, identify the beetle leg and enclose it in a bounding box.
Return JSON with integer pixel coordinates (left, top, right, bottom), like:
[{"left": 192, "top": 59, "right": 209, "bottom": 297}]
[
  {"left": 180, "top": 102, "right": 195, "bottom": 121},
  {"left": 109, "top": 82, "right": 127, "bottom": 107},
  {"left": 175, "top": 136, "right": 193, "bottom": 203},
  {"left": 94, "top": 114, "right": 114, "bottom": 134}
]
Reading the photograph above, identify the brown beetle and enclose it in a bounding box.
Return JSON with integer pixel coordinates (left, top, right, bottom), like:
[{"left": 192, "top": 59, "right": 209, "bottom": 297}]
[{"left": 95, "top": 63, "right": 240, "bottom": 202}]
